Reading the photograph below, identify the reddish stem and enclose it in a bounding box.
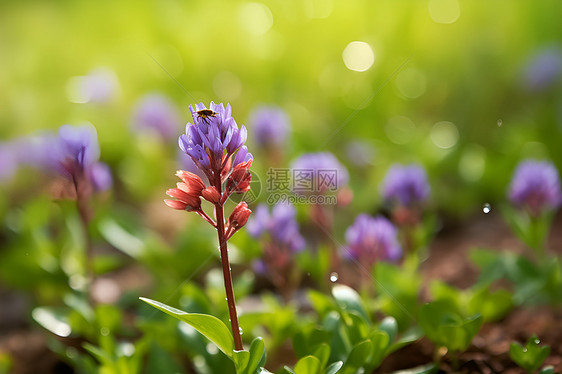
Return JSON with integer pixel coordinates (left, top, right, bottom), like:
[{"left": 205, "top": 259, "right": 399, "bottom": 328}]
[{"left": 213, "top": 175, "right": 243, "bottom": 351}]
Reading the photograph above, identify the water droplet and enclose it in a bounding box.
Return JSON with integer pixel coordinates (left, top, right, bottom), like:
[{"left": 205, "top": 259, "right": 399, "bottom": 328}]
[
  {"left": 522, "top": 348, "right": 528, "bottom": 353},
  {"left": 482, "top": 203, "right": 491, "bottom": 214},
  {"left": 239, "top": 327, "right": 244, "bottom": 335},
  {"left": 329, "top": 272, "right": 339, "bottom": 282},
  {"left": 100, "top": 327, "right": 110, "bottom": 336},
  {"left": 497, "top": 119, "right": 502, "bottom": 127},
  {"left": 534, "top": 339, "right": 540, "bottom": 344}
]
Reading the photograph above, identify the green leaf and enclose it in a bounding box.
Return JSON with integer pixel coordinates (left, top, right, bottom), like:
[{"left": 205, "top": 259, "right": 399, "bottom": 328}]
[
  {"left": 140, "top": 297, "right": 235, "bottom": 359},
  {"left": 312, "top": 344, "right": 330, "bottom": 369},
  {"left": 332, "top": 285, "right": 369, "bottom": 324},
  {"left": 366, "top": 331, "right": 390, "bottom": 369},
  {"left": 326, "top": 361, "right": 343, "bottom": 374},
  {"left": 233, "top": 350, "right": 250, "bottom": 373},
  {"left": 378, "top": 316, "right": 398, "bottom": 344},
  {"left": 32, "top": 307, "right": 72, "bottom": 337},
  {"left": 294, "top": 355, "right": 321, "bottom": 374},
  {"left": 418, "top": 301, "right": 482, "bottom": 352},
  {"left": 292, "top": 327, "right": 331, "bottom": 358},
  {"left": 509, "top": 335, "right": 550, "bottom": 373},
  {"left": 245, "top": 337, "right": 266, "bottom": 374},
  {"left": 341, "top": 340, "right": 373, "bottom": 374}
]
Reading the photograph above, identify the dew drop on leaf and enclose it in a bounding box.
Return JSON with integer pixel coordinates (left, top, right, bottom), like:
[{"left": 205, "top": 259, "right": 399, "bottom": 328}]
[
  {"left": 329, "top": 272, "right": 339, "bottom": 282},
  {"left": 483, "top": 203, "right": 491, "bottom": 214}
]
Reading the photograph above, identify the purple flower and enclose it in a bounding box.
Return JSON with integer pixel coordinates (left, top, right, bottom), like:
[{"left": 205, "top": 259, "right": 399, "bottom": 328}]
[
  {"left": 131, "top": 94, "right": 181, "bottom": 140},
  {"left": 89, "top": 162, "right": 113, "bottom": 191},
  {"left": 522, "top": 48, "right": 562, "bottom": 92},
  {"left": 508, "top": 160, "right": 562, "bottom": 216},
  {"left": 290, "top": 152, "right": 349, "bottom": 193},
  {"left": 345, "top": 214, "right": 402, "bottom": 266},
  {"left": 179, "top": 102, "right": 251, "bottom": 175},
  {"left": 381, "top": 164, "right": 430, "bottom": 207},
  {"left": 248, "top": 105, "right": 290, "bottom": 148},
  {"left": 247, "top": 203, "right": 305, "bottom": 252},
  {"left": 0, "top": 142, "right": 18, "bottom": 182},
  {"left": 0, "top": 125, "right": 112, "bottom": 192},
  {"left": 53, "top": 124, "right": 101, "bottom": 178}
]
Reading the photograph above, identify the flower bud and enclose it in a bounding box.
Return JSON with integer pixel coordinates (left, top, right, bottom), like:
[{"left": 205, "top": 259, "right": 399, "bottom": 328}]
[
  {"left": 202, "top": 186, "right": 221, "bottom": 203},
  {"left": 228, "top": 202, "right": 252, "bottom": 232},
  {"left": 165, "top": 188, "right": 201, "bottom": 211},
  {"left": 227, "top": 160, "right": 253, "bottom": 193},
  {"left": 175, "top": 170, "right": 205, "bottom": 193}
]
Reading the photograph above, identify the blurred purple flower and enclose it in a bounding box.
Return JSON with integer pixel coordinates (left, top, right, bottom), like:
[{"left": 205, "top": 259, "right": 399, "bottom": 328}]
[
  {"left": 248, "top": 203, "right": 305, "bottom": 288},
  {"left": 0, "top": 142, "right": 18, "bottom": 182},
  {"left": 508, "top": 159, "right": 562, "bottom": 216},
  {"left": 88, "top": 162, "right": 113, "bottom": 191},
  {"left": 522, "top": 48, "right": 562, "bottom": 92},
  {"left": 131, "top": 94, "right": 181, "bottom": 140},
  {"left": 179, "top": 102, "right": 251, "bottom": 176},
  {"left": 0, "top": 125, "right": 111, "bottom": 192},
  {"left": 291, "top": 152, "right": 349, "bottom": 193},
  {"left": 247, "top": 203, "right": 305, "bottom": 252},
  {"left": 249, "top": 105, "right": 290, "bottom": 148},
  {"left": 381, "top": 164, "right": 430, "bottom": 207},
  {"left": 345, "top": 214, "right": 402, "bottom": 267}
]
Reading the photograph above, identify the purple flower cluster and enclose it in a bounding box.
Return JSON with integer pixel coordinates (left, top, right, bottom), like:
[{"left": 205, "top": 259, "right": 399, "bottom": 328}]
[
  {"left": 131, "top": 94, "right": 181, "bottom": 140},
  {"left": 0, "top": 124, "right": 112, "bottom": 191},
  {"left": 179, "top": 102, "right": 252, "bottom": 177},
  {"left": 247, "top": 203, "right": 305, "bottom": 252},
  {"left": 291, "top": 152, "right": 349, "bottom": 192},
  {"left": 508, "top": 159, "right": 562, "bottom": 216},
  {"left": 522, "top": 48, "right": 562, "bottom": 92},
  {"left": 249, "top": 105, "right": 290, "bottom": 148},
  {"left": 381, "top": 164, "right": 430, "bottom": 207},
  {"left": 345, "top": 214, "right": 402, "bottom": 267}
]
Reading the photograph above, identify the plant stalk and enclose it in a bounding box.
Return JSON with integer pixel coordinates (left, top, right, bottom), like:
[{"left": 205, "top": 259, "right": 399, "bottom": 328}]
[{"left": 214, "top": 201, "right": 243, "bottom": 351}]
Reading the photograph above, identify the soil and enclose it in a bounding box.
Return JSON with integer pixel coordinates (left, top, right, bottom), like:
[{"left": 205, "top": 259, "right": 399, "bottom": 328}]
[{"left": 1, "top": 211, "right": 561, "bottom": 374}]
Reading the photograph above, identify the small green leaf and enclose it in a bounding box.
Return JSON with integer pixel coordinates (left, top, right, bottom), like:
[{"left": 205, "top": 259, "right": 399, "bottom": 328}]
[
  {"left": 294, "top": 355, "right": 321, "bottom": 374},
  {"left": 140, "top": 297, "right": 234, "bottom": 359},
  {"left": 312, "top": 344, "right": 330, "bottom": 369},
  {"left": 32, "top": 307, "right": 72, "bottom": 337},
  {"left": 341, "top": 340, "right": 373, "bottom": 374},
  {"left": 245, "top": 337, "right": 266, "bottom": 374},
  {"left": 378, "top": 316, "right": 398, "bottom": 344},
  {"left": 509, "top": 335, "right": 550, "bottom": 373},
  {"left": 366, "top": 331, "right": 390, "bottom": 369},
  {"left": 233, "top": 350, "right": 250, "bottom": 373},
  {"left": 332, "top": 285, "right": 369, "bottom": 323},
  {"left": 326, "top": 361, "right": 343, "bottom": 374}
]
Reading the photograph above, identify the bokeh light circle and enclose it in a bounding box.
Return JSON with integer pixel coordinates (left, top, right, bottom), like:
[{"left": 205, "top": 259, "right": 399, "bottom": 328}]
[{"left": 342, "top": 41, "right": 375, "bottom": 72}]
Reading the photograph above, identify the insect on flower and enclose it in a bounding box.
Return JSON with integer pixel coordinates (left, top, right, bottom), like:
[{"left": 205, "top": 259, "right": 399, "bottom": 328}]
[{"left": 196, "top": 109, "right": 218, "bottom": 122}]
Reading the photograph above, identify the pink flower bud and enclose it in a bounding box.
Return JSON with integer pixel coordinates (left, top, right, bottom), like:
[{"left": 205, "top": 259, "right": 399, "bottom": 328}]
[
  {"left": 175, "top": 170, "right": 205, "bottom": 193},
  {"left": 165, "top": 188, "right": 201, "bottom": 211},
  {"left": 202, "top": 186, "right": 221, "bottom": 203},
  {"left": 228, "top": 202, "right": 252, "bottom": 233},
  {"left": 227, "top": 160, "right": 253, "bottom": 193}
]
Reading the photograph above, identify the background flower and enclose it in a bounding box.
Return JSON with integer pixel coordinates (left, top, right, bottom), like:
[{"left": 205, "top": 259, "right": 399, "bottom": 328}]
[
  {"left": 249, "top": 105, "right": 290, "bottom": 148},
  {"left": 381, "top": 164, "right": 430, "bottom": 207},
  {"left": 290, "top": 152, "right": 349, "bottom": 193},
  {"left": 345, "top": 214, "right": 402, "bottom": 267},
  {"left": 508, "top": 159, "right": 562, "bottom": 216},
  {"left": 131, "top": 93, "right": 181, "bottom": 140}
]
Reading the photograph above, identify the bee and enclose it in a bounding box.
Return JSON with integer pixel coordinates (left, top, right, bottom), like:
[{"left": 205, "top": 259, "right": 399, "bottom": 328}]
[{"left": 196, "top": 109, "right": 218, "bottom": 122}]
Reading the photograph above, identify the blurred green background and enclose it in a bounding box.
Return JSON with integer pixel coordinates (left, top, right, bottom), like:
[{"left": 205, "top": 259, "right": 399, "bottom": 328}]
[{"left": 1, "top": 0, "right": 562, "bottom": 214}]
